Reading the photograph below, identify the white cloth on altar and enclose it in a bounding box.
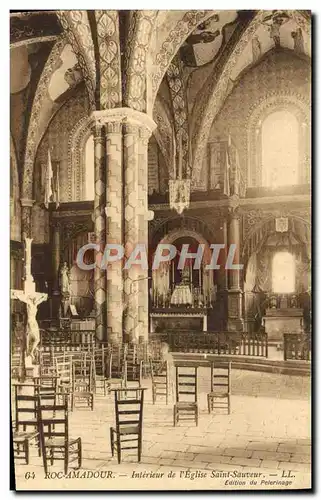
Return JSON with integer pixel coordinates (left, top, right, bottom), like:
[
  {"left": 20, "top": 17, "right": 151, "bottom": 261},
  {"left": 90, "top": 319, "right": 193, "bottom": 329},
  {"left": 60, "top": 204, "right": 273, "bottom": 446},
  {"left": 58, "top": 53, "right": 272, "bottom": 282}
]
[{"left": 170, "top": 284, "right": 193, "bottom": 305}]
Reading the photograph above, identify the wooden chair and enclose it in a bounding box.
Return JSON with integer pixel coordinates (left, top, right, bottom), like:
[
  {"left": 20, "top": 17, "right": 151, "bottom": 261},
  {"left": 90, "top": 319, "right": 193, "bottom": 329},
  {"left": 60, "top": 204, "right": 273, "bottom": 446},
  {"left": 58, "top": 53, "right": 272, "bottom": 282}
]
[
  {"left": 173, "top": 366, "right": 198, "bottom": 426},
  {"left": 71, "top": 359, "right": 94, "bottom": 411},
  {"left": 123, "top": 356, "right": 141, "bottom": 388},
  {"left": 12, "top": 388, "right": 40, "bottom": 464},
  {"left": 56, "top": 360, "right": 73, "bottom": 393},
  {"left": 207, "top": 361, "right": 231, "bottom": 414},
  {"left": 110, "top": 388, "right": 146, "bottom": 464},
  {"left": 151, "top": 360, "right": 169, "bottom": 405},
  {"left": 93, "top": 346, "right": 111, "bottom": 395},
  {"left": 110, "top": 345, "right": 125, "bottom": 379},
  {"left": 37, "top": 394, "right": 82, "bottom": 474},
  {"left": 11, "top": 350, "right": 21, "bottom": 380}
]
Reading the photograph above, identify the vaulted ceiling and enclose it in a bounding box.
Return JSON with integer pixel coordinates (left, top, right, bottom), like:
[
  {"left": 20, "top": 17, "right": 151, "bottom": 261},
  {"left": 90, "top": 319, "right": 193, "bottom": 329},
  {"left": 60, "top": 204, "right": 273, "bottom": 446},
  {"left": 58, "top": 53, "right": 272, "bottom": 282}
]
[{"left": 10, "top": 10, "right": 311, "bottom": 199}]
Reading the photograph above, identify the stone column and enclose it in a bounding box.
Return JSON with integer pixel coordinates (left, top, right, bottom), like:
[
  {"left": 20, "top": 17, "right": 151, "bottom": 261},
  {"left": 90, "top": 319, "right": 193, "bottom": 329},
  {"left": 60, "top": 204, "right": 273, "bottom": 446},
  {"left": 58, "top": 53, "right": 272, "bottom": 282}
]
[
  {"left": 105, "top": 121, "right": 123, "bottom": 345},
  {"left": 92, "top": 122, "right": 107, "bottom": 342},
  {"left": 91, "top": 108, "right": 156, "bottom": 345},
  {"left": 51, "top": 222, "right": 61, "bottom": 292},
  {"left": 50, "top": 220, "right": 61, "bottom": 318},
  {"left": 227, "top": 209, "right": 244, "bottom": 331},
  {"left": 20, "top": 198, "right": 35, "bottom": 240},
  {"left": 123, "top": 112, "right": 156, "bottom": 343}
]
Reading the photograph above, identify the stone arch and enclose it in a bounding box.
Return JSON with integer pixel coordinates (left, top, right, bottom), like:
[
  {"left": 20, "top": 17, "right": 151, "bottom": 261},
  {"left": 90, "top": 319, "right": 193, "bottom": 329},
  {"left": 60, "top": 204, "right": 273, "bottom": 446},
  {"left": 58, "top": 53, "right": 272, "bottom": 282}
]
[
  {"left": 123, "top": 10, "right": 157, "bottom": 113},
  {"left": 246, "top": 92, "right": 310, "bottom": 187},
  {"left": 242, "top": 214, "right": 311, "bottom": 274},
  {"left": 157, "top": 227, "right": 213, "bottom": 264},
  {"left": 150, "top": 215, "right": 216, "bottom": 250},
  {"left": 10, "top": 134, "right": 21, "bottom": 241},
  {"left": 152, "top": 95, "right": 173, "bottom": 174},
  {"left": 22, "top": 37, "right": 66, "bottom": 202},
  {"left": 57, "top": 11, "right": 96, "bottom": 108},
  {"left": 67, "top": 115, "right": 93, "bottom": 201},
  {"left": 148, "top": 10, "right": 217, "bottom": 112},
  {"left": 190, "top": 10, "right": 310, "bottom": 182}
]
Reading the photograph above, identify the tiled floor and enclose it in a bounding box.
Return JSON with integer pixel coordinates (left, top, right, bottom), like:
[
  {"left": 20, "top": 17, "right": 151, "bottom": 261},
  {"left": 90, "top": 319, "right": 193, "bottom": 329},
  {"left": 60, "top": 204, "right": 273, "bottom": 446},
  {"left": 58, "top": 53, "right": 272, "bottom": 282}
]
[{"left": 13, "top": 369, "right": 311, "bottom": 490}]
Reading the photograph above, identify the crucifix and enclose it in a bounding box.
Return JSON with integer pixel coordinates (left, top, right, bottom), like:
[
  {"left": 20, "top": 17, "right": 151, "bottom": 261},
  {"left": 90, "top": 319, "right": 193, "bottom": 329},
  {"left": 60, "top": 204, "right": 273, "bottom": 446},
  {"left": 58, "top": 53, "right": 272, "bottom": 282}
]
[{"left": 11, "top": 237, "right": 48, "bottom": 379}]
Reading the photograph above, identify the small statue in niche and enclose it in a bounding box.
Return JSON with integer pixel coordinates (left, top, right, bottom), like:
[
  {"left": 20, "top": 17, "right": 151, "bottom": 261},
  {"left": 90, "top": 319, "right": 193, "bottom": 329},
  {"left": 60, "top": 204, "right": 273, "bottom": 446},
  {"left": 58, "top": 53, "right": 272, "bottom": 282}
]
[
  {"left": 290, "top": 294, "right": 298, "bottom": 308},
  {"left": 59, "top": 262, "right": 71, "bottom": 295},
  {"left": 291, "top": 28, "right": 304, "bottom": 54},
  {"left": 252, "top": 36, "right": 261, "bottom": 63},
  {"left": 59, "top": 262, "right": 71, "bottom": 317}
]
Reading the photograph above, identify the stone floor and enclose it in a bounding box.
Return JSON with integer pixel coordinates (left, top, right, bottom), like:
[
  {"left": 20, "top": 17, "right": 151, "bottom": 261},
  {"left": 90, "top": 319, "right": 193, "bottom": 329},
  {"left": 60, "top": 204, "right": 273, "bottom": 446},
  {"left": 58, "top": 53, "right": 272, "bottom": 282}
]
[{"left": 13, "top": 368, "right": 311, "bottom": 491}]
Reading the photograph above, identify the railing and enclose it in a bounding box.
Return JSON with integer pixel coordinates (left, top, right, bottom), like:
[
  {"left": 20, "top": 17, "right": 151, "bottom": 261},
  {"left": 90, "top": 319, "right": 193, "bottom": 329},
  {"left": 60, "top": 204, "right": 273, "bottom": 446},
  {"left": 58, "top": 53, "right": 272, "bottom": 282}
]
[
  {"left": 284, "top": 334, "right": 311, "bottom": 361},
  {"left": 40, "top": 329, "right": 95, "bottom": 346},
  {"left": 153, "top": 331, "right": 268, "bottom": 357}
]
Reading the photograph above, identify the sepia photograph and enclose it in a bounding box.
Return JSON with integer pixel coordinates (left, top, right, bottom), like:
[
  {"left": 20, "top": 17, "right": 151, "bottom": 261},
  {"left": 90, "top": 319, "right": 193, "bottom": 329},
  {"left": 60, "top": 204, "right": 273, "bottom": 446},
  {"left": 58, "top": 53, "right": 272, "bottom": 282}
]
[{"left": 9, "top": 8, "right": 311, "bottom": 491}]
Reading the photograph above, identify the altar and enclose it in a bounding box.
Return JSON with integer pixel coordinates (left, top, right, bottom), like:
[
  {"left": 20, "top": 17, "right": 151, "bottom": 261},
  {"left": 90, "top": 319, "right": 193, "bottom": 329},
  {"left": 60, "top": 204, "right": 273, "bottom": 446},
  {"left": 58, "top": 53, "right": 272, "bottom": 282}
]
[
  {"left": 150, "top": 309, "right": 208, "bottom": 333},
  {"left": 263, "top": 294, "right": 304, "bottom": 342}
]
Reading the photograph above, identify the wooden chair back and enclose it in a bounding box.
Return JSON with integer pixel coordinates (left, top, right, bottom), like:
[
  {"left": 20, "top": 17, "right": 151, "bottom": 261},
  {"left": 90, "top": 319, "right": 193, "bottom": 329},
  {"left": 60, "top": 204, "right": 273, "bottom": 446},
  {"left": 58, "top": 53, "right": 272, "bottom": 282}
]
[
  {"left": 93, "top": 346, "right": 111, "bottom": 378},
  {"left": 175, "top": 366, "right": 198, "bottom": 403},
  {"left": 56, "top": 360, "right": 72, "bottom": 383},
  {"left": 37, "top": 394, "right": 69, "bottom": 447},
  {"left": 14, "top": 389, "right": 38, "bottom": 431},
  {"left": 113, "top": 388, "right": 144, "bottom": 438},
  {"left": 210, "top": 361, "right": 231, "bottom": 394},
  {"left": 33, "top": 376, "right": 59, "bottom": 396},
  {"left": 72, "top": 357, "right": 94, "bottom": 391},
  {"left": 123, "top": 347, "right": 140, "bottom": 386},
  {"left": 151, "top": 360, "right": 169, "bottom": 404}
]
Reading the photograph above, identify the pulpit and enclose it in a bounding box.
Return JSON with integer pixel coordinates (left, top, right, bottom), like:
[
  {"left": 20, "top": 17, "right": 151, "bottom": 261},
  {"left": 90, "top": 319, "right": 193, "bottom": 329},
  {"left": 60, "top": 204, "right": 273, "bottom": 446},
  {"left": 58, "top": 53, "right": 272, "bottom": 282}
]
[{"left": 263, "top": 293, "right": 304, "bottom": 342}]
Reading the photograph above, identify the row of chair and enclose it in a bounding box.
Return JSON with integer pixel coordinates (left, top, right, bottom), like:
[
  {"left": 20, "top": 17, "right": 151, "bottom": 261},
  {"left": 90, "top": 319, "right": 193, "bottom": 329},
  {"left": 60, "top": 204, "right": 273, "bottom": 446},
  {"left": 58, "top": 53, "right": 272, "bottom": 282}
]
[{"left": 12, "top": 359, "right": 231, "bottom": 471}]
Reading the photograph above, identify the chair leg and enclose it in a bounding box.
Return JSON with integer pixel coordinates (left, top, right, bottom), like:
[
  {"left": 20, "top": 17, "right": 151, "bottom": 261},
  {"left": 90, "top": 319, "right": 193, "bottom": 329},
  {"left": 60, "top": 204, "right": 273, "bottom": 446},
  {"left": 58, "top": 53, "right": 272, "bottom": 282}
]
[
  {"left": 110, "top": 428, "right": 114, "bottom": 457},
  {"left": 207, "top": 394, "right": 211, "bottom": 414},
  {"left": 25, "top": 440, "right": 29, "bottom": 465},
  {"left": 50, "top": 448, "right": 54, "bottom": 466},
  {"left": 173, "top": 406, "right": 177, "bottom": 427},
  {"left": 116, "top": 436, "right": 121, "bottom": 464},
  {"left": 78, "top": 439, "right": 82, "bottom": 469},
  {"left": 42, "top": 446, "right": 48, "bottom": 474},
  {"left": 195, "top": 407, "right": 198, "bottom": 427},
  {"left": 64, "top": 446, "right": 68, "bottom": 475}
]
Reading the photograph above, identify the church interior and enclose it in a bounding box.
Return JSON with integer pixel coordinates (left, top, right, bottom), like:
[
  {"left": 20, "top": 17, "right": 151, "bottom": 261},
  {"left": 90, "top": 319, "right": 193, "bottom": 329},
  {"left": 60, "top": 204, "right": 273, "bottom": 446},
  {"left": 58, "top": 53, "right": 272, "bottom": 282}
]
[{"left": 10, "top": 10, "right": 311, "bottom": 489}]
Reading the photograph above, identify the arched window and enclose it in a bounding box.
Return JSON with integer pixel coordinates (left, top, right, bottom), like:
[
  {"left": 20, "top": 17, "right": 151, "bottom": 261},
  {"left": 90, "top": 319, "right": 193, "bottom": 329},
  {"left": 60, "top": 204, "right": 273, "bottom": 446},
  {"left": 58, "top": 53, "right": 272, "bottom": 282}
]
[
  {"left": 261, "top": 110, "right": 299, "bottom": 188},
  {"left": 84, "top": 135, "right": 94, "bottom": 200},
  {"left": 272, "top": 251, "right": 295, "bottom": 293}
]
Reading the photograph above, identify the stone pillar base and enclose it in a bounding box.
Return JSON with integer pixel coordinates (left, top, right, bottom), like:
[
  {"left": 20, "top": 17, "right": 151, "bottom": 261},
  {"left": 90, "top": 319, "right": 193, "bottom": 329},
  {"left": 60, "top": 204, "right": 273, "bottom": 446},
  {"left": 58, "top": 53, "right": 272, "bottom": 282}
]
[
  {"left": 227, "top": 289, "right": 244, "bottom": 332},
  {"left": 26, "top": 364, "right": 39, "bottom": 379}
]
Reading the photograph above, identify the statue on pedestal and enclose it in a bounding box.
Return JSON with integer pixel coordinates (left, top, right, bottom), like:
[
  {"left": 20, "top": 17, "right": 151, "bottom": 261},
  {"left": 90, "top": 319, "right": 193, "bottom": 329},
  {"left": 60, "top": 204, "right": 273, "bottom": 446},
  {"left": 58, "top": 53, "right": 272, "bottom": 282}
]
[{"left": 59, "top": 262, "right": 71, "bottom": 317}]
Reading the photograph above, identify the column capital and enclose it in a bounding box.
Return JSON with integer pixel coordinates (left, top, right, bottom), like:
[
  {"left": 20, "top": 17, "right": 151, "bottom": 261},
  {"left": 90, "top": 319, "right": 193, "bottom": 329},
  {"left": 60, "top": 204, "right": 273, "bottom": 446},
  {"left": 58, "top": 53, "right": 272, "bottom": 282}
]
[
  {"left": 91, "top": 121, "right": 104, "bottom": 140},
  {"left": 91, "top": 107, "right": 157, "bottom": 136},
  {"left": 227, "top": 203, "right": 241, "bottom": 220},
  {"left": 20, "top": 198, "right": 35, "bottom": 208}
]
